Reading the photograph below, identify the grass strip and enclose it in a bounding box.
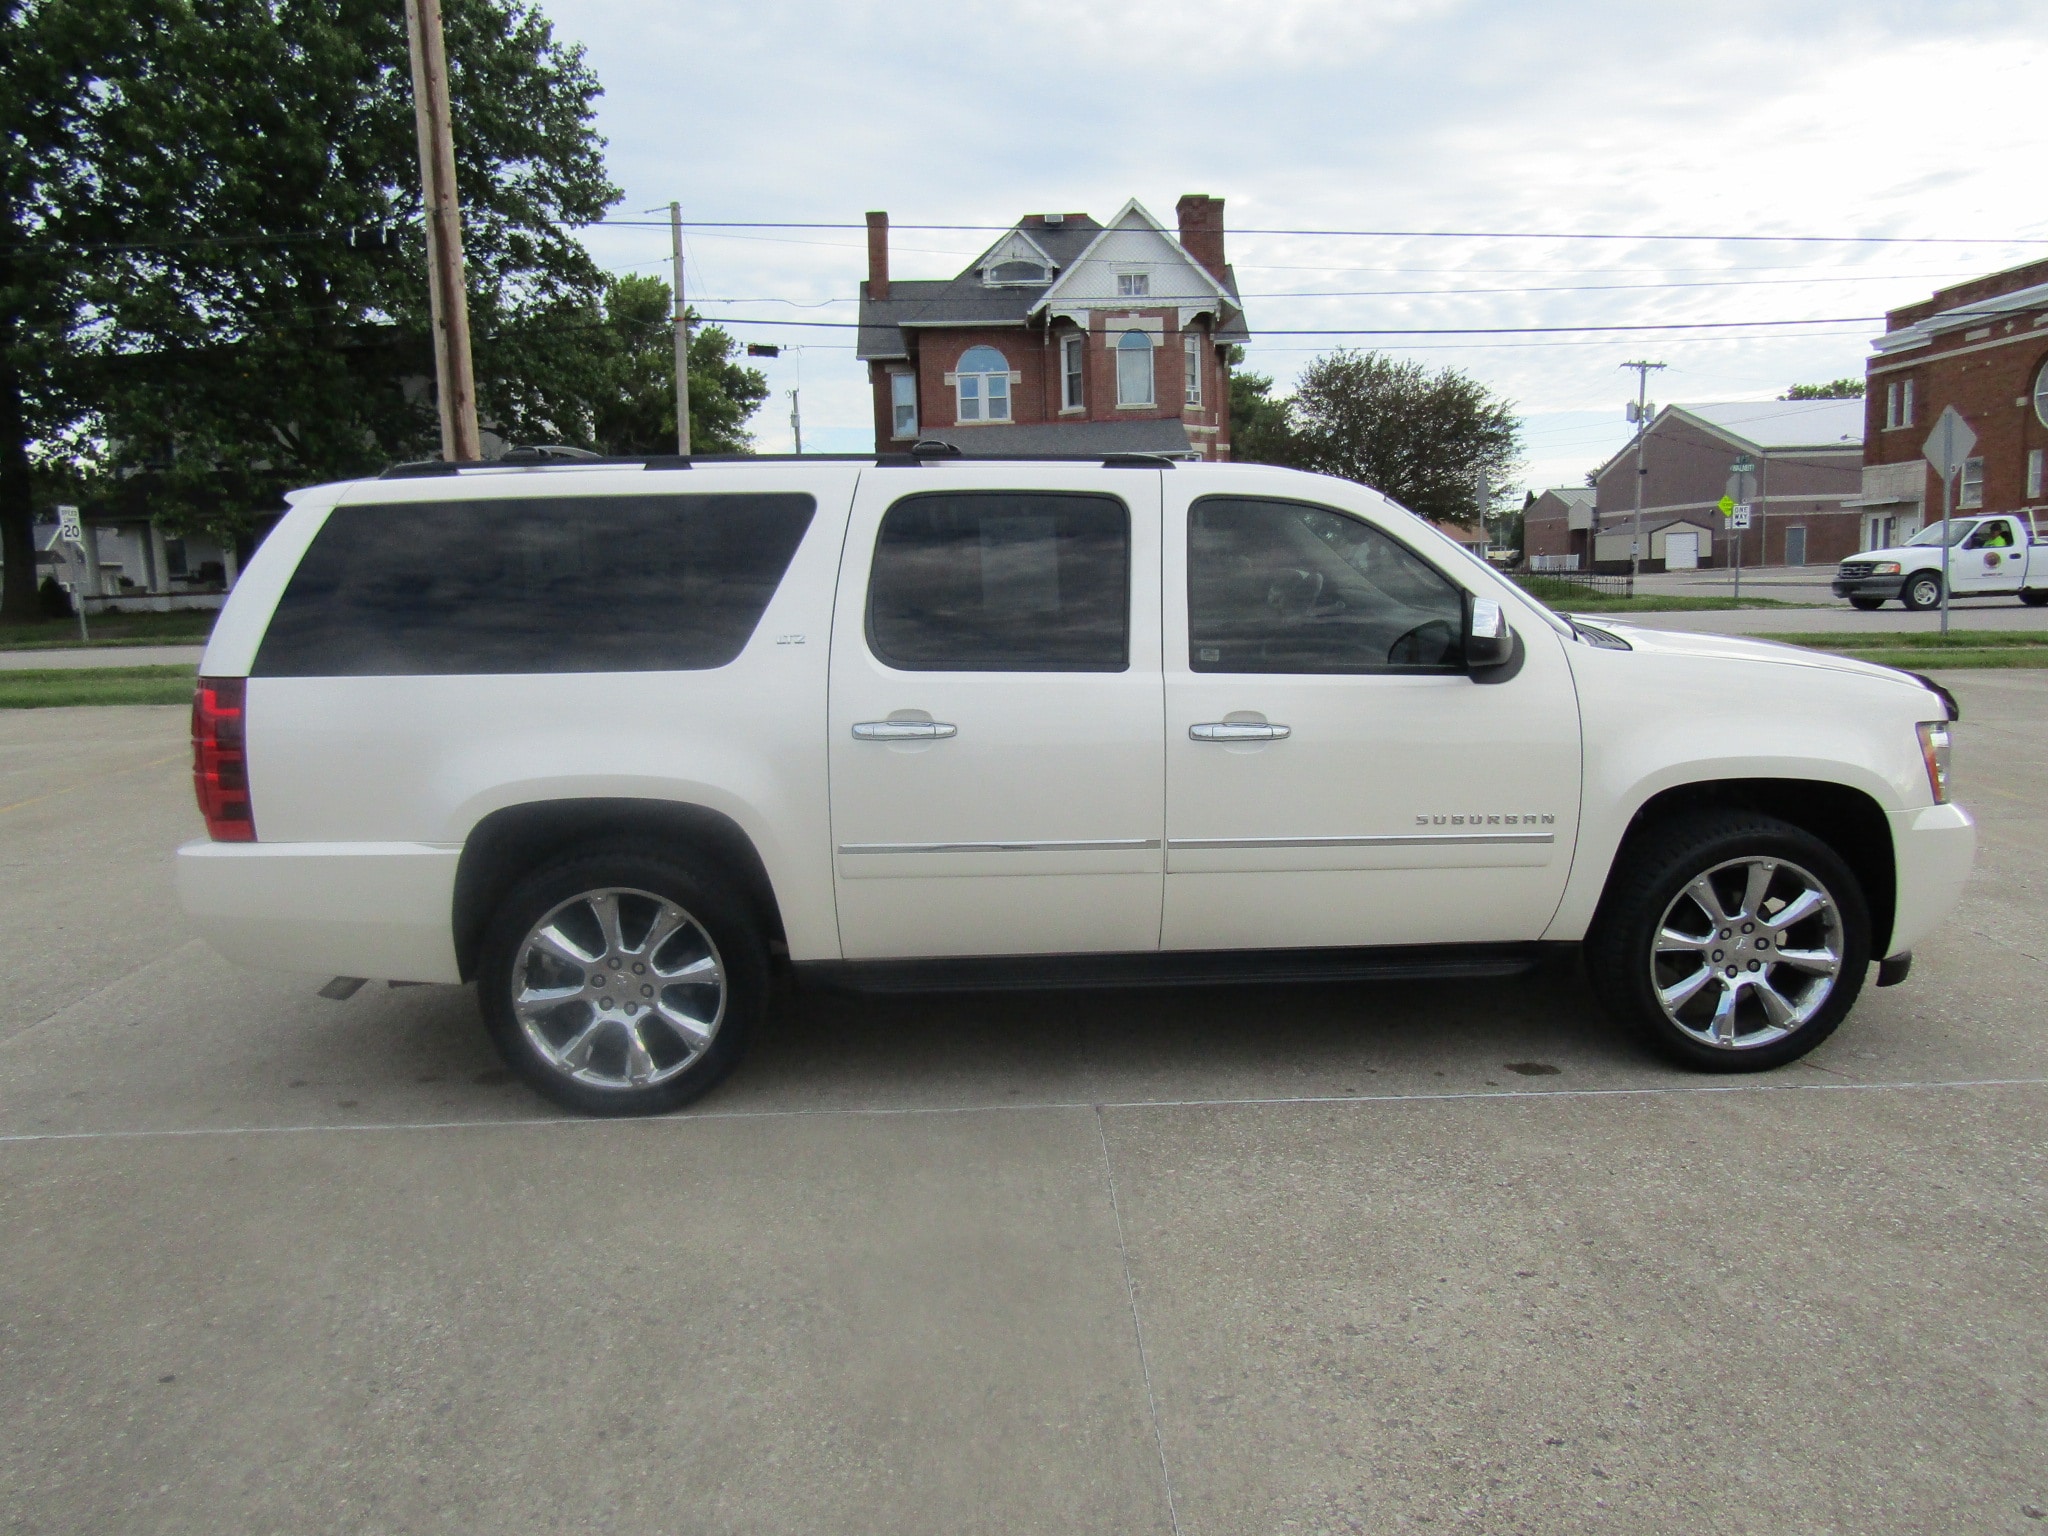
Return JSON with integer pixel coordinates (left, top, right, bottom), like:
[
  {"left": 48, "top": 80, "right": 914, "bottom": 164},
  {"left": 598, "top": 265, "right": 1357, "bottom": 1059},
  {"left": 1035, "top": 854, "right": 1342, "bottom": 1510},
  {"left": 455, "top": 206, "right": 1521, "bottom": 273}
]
[
  {"left": 1512, "top": 577, "right": 1806, "bottom": 612},
  {"left": 0, "top": 665, "right": 198, "bottom": 709},
  {"left": 0, "top": 611, "right": 217, "bottom": 650}
]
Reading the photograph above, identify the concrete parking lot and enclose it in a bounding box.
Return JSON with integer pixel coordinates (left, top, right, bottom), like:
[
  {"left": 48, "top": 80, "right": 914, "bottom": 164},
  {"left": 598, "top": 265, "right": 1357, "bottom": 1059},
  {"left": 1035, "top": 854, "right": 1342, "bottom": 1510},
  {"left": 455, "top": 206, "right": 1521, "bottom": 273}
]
[{"left": 3, "top": 676, "right": 2046, "bottom": 1534}]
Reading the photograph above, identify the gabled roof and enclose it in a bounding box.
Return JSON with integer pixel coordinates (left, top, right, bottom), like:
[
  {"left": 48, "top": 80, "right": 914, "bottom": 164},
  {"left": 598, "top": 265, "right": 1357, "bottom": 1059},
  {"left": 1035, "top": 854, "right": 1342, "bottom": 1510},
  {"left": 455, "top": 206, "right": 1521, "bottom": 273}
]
[
  {"left": 1532, "top": 485, "right": 1594, "bottom": 508},
  {"left": 857, "top": 203, "right": 1247, "bottom": 360},
  {"left": 1589, "top": 399, "right": 1864, "bottom": 482},
  {"left": 1032, "top": 199, "right": 1234, "bottom": 313}
]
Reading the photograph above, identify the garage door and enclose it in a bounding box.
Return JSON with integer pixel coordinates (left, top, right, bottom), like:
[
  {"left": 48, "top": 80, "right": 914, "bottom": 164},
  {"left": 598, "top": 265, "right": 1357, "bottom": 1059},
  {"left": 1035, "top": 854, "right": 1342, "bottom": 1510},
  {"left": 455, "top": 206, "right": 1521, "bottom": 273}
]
[{"left": 1665, "top": 531, "right": 1699, "bottom": 570}]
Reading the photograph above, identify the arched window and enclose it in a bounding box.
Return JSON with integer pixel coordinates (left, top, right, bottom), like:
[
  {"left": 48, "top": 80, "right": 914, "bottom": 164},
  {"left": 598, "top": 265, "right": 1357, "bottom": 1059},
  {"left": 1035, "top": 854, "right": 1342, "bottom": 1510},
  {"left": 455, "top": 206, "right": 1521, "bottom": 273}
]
[
  {"left": 986, "top": 260, "right": 1048, "bottom": 285},
  {"left": 1116, "top": 330, "right": 1154, "bottom": 407},
  {"left": 2034, "top": 356, "right": 2048, "bottom": 429},
  {"left": 954, "top": 345, "right": 1011, "bottom": 422}
]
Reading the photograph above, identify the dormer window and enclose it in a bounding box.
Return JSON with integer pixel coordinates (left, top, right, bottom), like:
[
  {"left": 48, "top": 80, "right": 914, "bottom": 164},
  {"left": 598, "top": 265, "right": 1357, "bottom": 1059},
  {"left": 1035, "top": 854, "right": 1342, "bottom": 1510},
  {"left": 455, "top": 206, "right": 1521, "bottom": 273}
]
[
  {"left": 1117, "top": 271, "right": 1150, "bottom": 298},
  {"left": 985, "top": 259, "right": 1049, "bottom": 286}
]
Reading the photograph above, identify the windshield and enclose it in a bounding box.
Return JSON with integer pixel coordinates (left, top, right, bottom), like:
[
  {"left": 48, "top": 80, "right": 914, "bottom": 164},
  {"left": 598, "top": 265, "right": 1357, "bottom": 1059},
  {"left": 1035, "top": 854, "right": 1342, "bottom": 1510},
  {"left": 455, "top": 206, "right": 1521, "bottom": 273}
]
[{"left": 1907, "top": 519, "right": 1985, "bottom": 547}]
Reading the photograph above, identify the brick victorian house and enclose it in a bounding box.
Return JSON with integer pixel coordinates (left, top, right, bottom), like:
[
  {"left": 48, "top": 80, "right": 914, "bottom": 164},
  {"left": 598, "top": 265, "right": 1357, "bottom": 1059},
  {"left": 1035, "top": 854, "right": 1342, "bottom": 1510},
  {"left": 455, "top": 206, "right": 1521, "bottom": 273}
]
[
  {"left": 1855, "top": 258, "right": 2048, "bottom": 547},
  {"left": 856, "top": 196, "right": 1249, "bottom": 458}
]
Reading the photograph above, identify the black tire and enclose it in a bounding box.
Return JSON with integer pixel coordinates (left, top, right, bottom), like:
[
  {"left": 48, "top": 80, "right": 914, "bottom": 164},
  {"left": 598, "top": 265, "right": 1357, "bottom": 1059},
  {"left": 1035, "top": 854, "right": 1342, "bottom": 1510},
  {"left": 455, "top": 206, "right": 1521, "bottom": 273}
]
[
  {"left": 1901, "top": 570, "right": 1943, "bottom": 612},
  {"left": 1585, "top": 810, "right": 1870, "bottom": 1072},
  {"left": 1848, "top": 596, "right": 1885, "bottom": 611},
  {"left": 476, "top": 848, "right": 768, "bottom": 1116},
  {"left": 2021, "top": 589, "right": 2048, "bottom": 608}
]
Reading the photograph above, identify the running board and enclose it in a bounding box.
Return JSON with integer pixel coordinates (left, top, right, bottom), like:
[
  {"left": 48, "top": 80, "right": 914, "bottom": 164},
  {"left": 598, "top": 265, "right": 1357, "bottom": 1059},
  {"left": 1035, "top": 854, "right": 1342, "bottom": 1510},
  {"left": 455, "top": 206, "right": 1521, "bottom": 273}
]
[{"left": 796, "top": 943, "right": 1561, "bottom": 996}]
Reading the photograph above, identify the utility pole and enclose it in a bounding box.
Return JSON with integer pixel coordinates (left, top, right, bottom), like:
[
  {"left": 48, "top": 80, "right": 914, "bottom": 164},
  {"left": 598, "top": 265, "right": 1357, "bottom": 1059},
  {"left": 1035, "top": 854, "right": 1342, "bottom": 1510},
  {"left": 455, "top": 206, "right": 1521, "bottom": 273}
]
[
  {"left": 788, "top": 390, "right": 803, "bottom": 455},
  {"left": 1620, "top": 360, "right": 1666, "bottom": 594},
  {"left": 669, "top": 202, "right": 691, "bottom": 455},
  {"left": 403, "top": 0, "right": 480, "bottom": 462}
]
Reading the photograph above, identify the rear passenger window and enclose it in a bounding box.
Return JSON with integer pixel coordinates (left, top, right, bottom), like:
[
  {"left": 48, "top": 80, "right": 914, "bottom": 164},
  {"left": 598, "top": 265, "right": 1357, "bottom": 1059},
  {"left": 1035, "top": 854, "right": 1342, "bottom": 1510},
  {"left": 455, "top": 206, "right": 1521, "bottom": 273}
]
[
  {"left": 867, "top": 492, "right": 1129, "bottom": 671},
  {"left": 252, "top": 493, "right": 815, "bottom": 676}
]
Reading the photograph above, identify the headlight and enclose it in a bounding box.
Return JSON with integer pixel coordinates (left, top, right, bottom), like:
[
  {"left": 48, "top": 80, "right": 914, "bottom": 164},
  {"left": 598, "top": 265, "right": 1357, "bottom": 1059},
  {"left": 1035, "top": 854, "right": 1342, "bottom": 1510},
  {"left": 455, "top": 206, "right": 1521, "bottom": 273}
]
[
  {"left": 1873, "top": 562, "right": 1901, "bottom": 575},
  {"left": 1917, "top": 721, "right": 1952, "bottom": 804}
]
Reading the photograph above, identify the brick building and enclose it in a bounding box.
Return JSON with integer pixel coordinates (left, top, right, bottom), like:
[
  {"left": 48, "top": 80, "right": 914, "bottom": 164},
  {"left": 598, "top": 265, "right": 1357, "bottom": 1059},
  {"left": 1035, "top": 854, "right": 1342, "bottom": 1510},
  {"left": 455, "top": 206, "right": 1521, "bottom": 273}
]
[
  {"left": 1521, "top": 485, "right": 1595, "bottom": 569},
  {"left": 1585, "top": 401, "right": 1864, "bottom": 571},
  {"left": 856, "top": 196, "right": 1249, "bottom": 458},
  {"left": 1855, "top": 258, "right": 2048, "bottom": 546}
]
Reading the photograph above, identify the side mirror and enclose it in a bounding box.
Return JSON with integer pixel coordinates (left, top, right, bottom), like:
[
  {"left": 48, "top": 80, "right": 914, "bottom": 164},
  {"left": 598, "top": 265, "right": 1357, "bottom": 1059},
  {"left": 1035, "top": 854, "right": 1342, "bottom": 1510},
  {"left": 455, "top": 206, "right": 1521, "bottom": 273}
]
[{"left": 1465, "top": 596, "right": 1513, "bottom": 669}]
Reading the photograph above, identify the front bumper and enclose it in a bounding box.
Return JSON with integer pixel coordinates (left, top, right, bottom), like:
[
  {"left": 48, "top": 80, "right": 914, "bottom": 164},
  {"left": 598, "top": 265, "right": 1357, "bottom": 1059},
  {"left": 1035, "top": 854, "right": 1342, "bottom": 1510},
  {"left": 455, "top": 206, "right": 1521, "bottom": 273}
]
[
  {"left": 176, "top": 839, "right": 463, "bottom": 983},
  {"left": 1833, "top": 574, "right": 1906, "bottom": 600},
  {"left": 1885, "top": 802, "right": 1975, "bottom": 957}
]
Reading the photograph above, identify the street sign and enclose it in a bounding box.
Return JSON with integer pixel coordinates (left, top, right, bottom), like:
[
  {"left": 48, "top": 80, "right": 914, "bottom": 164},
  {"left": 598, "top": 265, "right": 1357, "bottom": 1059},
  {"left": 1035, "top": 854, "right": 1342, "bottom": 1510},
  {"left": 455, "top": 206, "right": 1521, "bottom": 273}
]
[
  {"left": 1717, "top": 494, "right": 1735, "bottom": 517},
  {"left": 1732, "top": 503, "right": 1752, "bottom": 529},
  {"left": 56, "top": 503, "right": 81, "bottom": 542},
  {"left": 1923, "top": 406, "right": 1976, "bottom": 480},
  {"left": 1730, "top": 455, "right": 1755, "bottom": 475}
]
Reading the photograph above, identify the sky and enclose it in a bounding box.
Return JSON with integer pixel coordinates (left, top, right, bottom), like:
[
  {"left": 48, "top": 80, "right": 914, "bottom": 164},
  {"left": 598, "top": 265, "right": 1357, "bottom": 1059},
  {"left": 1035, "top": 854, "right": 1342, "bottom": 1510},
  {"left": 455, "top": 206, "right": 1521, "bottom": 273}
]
[{"left": 534, "top": 0, "right": 2047, "bottom": 496}]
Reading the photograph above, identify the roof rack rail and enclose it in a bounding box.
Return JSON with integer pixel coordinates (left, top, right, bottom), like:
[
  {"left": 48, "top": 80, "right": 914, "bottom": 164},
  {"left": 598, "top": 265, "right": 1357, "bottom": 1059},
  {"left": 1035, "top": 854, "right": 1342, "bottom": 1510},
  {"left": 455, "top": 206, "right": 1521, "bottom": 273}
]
[{"left": 380, "top": 450, "right": 694, "bottom": 478}]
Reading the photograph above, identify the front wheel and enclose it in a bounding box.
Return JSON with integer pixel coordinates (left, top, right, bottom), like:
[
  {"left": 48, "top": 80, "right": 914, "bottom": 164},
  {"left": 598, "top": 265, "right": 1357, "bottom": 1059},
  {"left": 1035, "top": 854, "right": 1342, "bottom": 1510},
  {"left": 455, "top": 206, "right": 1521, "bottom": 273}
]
[
  {"left": 1586, "top": 811, "right": 1870, "bottom": 1071},
  {"left": 1848, "top": 595, "right": 1885, "bottom": 611},
  {"left": 1901, "top": 571, "right": 1943, "bottom": 611},
  {"left": 476, "top": 850, "right": 768, "bottom": 1115}
]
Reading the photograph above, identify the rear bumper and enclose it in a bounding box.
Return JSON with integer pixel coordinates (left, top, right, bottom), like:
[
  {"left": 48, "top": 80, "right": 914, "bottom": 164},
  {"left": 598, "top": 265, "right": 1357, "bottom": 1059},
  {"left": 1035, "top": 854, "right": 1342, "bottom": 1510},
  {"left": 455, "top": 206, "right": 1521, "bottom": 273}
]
[
  {"left": 1885, "top": 802, "right": 1975, "bottom": 957},
  {"left": 1833, "top": 575, "right": 1905, "bottom": 599},
  {"left": 176, "top": 839, "right": 463, "bottom": 983}
]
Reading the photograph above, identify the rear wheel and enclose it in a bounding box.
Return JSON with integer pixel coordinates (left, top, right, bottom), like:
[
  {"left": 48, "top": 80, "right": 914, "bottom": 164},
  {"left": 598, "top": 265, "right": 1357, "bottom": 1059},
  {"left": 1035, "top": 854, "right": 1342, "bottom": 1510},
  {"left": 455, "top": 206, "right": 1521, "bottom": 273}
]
[
  {"left": 1587, "top": 811, "right": 1869, "bottom": 1072},
  {"left": 477, "top": 850, "right": 767, "bottom": 1115},
  {"left": 1848, "top": 595, "right": 1885, "bottom": 611},
  {"left": 1901, "top": 571, "right": 1943, "bottom": 611},
  {"left": 2021, "top": 589, "right": 2048, "bottom": 608}
]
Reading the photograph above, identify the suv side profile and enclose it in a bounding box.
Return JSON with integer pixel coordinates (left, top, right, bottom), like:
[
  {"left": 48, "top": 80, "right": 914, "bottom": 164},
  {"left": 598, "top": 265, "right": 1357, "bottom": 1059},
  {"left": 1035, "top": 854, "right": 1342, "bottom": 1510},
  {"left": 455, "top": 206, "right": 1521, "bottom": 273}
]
[{"left": 180, "top": 454, "right": 1975, "bottom": 1115}]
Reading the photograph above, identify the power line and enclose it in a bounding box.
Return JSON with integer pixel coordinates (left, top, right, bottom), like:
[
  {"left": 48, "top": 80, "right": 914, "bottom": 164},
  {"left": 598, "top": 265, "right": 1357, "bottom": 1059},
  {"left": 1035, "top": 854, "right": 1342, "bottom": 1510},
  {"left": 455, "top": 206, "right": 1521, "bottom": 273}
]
[
  {"left": 694, "top": 315, "right": 1883, "bottom": 335},
  {"left": 583, "top": 218, "right": 2047, "bottom": 247}
]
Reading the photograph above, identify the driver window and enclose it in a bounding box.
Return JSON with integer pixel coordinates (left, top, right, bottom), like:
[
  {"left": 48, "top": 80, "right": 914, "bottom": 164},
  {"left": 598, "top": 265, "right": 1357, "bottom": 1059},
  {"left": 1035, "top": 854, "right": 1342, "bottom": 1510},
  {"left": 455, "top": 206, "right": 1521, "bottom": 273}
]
[
  {"left": 1968, "top": 521, "right": 2012, "bottom": 549},
  {"left": 1188, "top": 497, "right": 1465, "bottom": 673}
]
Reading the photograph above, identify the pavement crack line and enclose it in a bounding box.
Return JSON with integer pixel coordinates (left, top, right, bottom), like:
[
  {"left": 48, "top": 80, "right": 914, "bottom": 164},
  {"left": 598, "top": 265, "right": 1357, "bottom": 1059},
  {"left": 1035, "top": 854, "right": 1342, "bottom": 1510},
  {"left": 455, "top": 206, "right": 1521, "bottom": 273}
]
[
  {"left": 1095, "top": 1104, "right": 1183, "bottom": 1536},
  {"left": 2, "top": 1075, "right": 2045, "bottom": 1145},
  {"left": 0, "top": 938, "right": 209, "bottom": 1050}
]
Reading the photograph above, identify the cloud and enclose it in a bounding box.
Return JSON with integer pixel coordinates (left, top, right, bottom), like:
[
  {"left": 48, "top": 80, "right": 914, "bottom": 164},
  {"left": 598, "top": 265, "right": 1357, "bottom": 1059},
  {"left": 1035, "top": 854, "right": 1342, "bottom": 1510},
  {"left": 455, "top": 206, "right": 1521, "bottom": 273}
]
[{"left": 534, "top": 0, "right": 2046, "bottom": 482}]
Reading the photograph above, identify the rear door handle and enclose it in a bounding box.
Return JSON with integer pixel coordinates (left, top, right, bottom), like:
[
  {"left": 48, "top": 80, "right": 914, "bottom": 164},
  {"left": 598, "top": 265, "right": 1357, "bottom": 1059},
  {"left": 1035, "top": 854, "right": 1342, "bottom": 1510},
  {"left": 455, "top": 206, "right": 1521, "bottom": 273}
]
[
  {"left": 852, "top": 720, "right": 958, "bottom": 741},
  {"left": 1189, "top": 721, "right": 1291, "bottom": 742}
]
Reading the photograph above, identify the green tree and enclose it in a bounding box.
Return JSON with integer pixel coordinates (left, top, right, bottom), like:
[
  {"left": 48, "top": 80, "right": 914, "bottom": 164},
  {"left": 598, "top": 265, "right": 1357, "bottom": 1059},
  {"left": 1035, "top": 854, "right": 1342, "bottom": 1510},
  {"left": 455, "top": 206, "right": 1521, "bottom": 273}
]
[
  {"left": 1286, "top": 350, "right": 1522, "bottom": 524},
  {"left": 2, "top": 0, "right": 619, "bottom": 619},
  {"left": 1224, "top": 356, "right": 1301, "bottom": 468},
  {"left": 579, "top": 275, "right": 768, "bottom": 455},
  {"left": 1781, "top": 379, "right": 1864, "bottom": 399}
]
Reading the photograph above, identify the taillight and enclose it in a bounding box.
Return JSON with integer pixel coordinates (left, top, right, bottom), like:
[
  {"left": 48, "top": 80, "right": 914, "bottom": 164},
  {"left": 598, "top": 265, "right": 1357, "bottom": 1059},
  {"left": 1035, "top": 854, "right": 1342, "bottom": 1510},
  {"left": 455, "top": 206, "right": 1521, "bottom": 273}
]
[{"left": 192, "top": 676, "right": 255, "bottom": 841}]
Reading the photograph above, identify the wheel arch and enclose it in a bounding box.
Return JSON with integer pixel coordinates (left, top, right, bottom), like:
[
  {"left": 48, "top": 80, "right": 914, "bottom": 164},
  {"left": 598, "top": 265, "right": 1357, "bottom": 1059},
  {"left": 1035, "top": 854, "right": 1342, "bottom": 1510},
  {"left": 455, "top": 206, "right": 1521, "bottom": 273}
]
[
  {"left": 1595, "top": 778, "right": 1897, "bottom": 956},
  {"left": 452, "top": 798, "right": 785, "bottom": 982}
]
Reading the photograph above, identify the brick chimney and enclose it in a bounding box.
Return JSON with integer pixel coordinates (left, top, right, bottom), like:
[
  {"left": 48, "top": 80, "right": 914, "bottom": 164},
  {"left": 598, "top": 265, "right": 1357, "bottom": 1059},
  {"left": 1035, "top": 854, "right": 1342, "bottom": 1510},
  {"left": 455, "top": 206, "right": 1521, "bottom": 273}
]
[
  {"left": 1175, "top": 194, "right": 1226, "bottom": 284},
  {"left": 866, "top": 211, "right": 890, "bottom": 301}
]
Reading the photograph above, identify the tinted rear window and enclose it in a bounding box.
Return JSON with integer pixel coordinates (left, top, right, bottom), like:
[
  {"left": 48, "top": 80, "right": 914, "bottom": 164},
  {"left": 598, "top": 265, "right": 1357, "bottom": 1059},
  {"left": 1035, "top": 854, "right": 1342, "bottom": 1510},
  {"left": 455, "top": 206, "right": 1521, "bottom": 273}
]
[
  {"left": 253, "top": 493, "right": 815, "bottom": 677},
  {"left": 866, "top": 491, "right": 1129, "bottom": 672}
]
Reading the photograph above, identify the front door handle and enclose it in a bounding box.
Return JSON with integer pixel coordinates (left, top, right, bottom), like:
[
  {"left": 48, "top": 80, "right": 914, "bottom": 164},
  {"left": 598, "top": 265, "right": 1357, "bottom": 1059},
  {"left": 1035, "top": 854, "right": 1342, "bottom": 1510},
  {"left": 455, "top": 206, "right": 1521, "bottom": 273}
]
[
  {"left": 852, "top": 720, "right": 958, "bottom": 741},
  {"left": 1189, "top": 721, "right": 1291, "bottom": 742}
]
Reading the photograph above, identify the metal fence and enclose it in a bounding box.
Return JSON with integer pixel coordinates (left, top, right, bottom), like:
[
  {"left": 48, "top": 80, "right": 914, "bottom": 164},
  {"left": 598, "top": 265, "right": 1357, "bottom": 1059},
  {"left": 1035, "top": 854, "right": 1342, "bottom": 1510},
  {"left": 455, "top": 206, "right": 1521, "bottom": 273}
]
[{"left": 1513, "top": 569, "right": 1635, "bottom": 600}]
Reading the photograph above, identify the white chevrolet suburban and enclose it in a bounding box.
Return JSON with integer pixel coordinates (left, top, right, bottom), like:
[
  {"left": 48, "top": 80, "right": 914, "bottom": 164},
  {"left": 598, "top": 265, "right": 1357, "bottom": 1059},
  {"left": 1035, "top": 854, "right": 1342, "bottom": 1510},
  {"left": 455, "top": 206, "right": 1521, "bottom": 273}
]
[{"left": 178, "top": 450, "right": 1976, "bottom": 1115}]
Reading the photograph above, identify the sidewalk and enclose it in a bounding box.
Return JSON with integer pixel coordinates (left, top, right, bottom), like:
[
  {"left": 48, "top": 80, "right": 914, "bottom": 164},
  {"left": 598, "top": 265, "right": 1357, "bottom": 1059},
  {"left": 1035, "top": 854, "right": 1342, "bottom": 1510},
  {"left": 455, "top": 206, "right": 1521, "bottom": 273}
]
[{"left": 0, "top": 645, "right": 204, "bottom": 671}]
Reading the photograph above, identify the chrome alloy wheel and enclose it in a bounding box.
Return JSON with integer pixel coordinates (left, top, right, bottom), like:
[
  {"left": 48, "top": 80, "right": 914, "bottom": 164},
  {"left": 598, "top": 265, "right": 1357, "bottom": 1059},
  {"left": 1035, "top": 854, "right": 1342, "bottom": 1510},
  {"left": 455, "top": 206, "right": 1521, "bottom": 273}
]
[
  {"left": 1650, "top": 856, "right": 1844, "bottom": 1051},
  {"left": 510, "top": 886, "right": 726, "bottom": 1090}
]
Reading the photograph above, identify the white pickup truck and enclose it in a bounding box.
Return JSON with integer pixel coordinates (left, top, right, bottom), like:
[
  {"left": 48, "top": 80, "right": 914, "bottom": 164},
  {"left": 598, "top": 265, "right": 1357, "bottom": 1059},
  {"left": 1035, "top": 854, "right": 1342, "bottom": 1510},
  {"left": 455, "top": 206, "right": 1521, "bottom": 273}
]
[
  {"left": 1834, "top": 512, "right": 2048, "bottom": 611},
  {"left": 177, "top": 452, "right": 1975, "bottom": 1115}
]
